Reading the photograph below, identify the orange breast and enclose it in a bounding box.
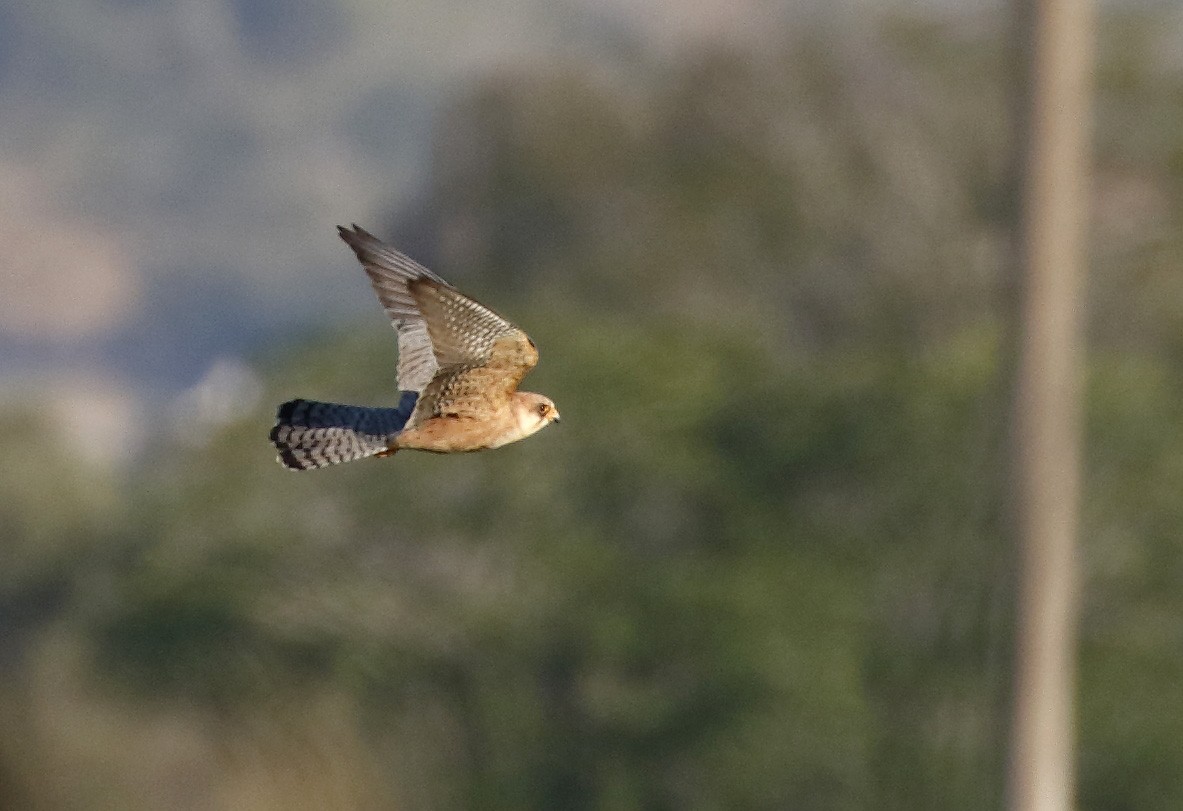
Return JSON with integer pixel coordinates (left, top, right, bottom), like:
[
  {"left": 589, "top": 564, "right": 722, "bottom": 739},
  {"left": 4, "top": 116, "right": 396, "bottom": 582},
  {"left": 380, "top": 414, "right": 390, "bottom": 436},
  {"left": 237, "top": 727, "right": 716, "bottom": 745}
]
[{"left": 395, "top": 411, "right": 520, "bottom": 453}]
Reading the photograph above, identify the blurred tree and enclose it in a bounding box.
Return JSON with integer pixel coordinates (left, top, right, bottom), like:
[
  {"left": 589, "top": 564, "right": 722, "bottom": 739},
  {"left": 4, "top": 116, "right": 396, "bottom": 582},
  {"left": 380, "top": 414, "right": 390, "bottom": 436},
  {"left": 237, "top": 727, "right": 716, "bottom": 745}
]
[{"left": 0, "top": 406, "right": 124, "bottom": 807}]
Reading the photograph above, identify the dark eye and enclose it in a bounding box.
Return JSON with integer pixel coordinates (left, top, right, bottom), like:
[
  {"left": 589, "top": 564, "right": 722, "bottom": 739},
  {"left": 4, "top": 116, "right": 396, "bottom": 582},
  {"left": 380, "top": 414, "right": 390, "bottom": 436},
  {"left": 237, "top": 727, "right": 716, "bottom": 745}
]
[{"left": 537, "top": 404, "right": 548, "bottom": 416}]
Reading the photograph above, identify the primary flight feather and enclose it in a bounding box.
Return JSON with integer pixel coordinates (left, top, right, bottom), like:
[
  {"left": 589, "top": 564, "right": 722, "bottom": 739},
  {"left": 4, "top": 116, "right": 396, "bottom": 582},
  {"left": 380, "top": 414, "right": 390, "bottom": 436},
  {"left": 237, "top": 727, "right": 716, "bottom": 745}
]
[{"left": 269, "top": 225, "right": 559, "bottom": 470}]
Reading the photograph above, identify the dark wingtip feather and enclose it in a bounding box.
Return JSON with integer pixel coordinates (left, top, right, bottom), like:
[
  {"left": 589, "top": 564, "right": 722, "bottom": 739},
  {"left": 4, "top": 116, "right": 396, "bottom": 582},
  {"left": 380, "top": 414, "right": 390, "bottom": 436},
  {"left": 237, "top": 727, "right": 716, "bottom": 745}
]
[
  {"left": 338, "top": 224, "right": 375, "bottom": 260},
  {"left": 338, "top": 223, "right": 375, "bottom": 241}
]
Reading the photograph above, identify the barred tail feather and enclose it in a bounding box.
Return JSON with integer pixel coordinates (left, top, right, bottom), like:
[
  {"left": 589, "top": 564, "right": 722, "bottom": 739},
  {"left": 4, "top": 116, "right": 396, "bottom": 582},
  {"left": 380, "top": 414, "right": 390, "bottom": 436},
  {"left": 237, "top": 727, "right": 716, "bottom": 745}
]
[{"left": 269, "top": 392, "right": 417, "bottom": 471}]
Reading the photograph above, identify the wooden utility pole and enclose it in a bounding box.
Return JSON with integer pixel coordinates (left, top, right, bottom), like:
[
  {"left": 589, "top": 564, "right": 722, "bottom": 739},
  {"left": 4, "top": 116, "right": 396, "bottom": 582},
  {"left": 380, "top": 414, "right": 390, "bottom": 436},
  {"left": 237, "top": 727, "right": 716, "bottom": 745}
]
[{"left": 1008, "top": 0, "right": 1093, "bottom": 810}]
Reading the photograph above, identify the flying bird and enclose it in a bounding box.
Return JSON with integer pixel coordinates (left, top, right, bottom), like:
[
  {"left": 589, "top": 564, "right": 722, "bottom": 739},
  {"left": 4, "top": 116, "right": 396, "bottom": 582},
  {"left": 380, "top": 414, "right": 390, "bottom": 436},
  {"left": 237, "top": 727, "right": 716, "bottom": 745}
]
[{"left": 270, "top": 225, "right": 559, "bottom": 470}]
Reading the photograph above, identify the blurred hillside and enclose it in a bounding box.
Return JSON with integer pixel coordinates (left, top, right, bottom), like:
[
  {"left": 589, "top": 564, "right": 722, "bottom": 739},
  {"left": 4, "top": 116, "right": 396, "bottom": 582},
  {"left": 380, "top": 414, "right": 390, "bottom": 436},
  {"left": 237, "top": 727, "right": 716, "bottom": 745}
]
[
  {"left": 3, "top": 4, "right": 1183, "bottom": 810},
  {"left": 0, "top": 0, "right": 804, "bottom": 422}
]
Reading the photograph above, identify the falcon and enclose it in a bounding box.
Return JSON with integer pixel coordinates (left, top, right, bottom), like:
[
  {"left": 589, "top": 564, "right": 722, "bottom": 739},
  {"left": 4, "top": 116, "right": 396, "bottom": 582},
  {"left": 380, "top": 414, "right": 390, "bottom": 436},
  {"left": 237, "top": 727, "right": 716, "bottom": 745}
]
[{"left": 269, "top": 225, "right": 559, "bottom": 470}]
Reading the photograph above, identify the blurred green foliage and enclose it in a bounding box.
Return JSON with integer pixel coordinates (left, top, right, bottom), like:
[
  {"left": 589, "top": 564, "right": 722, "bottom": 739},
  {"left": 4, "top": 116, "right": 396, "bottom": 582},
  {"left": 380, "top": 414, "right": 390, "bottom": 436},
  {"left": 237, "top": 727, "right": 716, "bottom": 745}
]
[{"left": 5, "top": 8, "right": 1183, "bottom": 809}]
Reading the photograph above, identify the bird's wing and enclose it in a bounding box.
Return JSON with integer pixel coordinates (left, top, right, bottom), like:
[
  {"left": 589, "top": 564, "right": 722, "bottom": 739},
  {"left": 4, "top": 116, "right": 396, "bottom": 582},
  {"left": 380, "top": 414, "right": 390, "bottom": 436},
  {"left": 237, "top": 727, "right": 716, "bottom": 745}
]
[
  {"left": 338, "top": 224, "right": 539, "bottom": 417},
  {"left": 408, "top": 276, "right": 538, "bottom": 378},
  {"left": 406, "top": 277, "right": 540, "bottom": 422},
  {"left": 337, "top": 224, "right": 446, "bottom": 393},
  {"left": 412, "top": 364, "right": 518, "bottom": 421}
]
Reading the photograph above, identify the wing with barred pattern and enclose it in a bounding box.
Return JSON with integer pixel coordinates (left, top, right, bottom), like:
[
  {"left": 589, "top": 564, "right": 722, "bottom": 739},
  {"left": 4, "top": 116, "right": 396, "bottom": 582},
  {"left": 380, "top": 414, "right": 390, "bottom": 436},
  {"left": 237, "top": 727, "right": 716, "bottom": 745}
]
[
  {"left": 337, "top": 225, "right": 444, "bottom": 393},
  {"left": 336, "top": 225, "right": 540, "bottom": 427},
  {"left": 406, "top": 277, "right": 539, "bottom": 422}
]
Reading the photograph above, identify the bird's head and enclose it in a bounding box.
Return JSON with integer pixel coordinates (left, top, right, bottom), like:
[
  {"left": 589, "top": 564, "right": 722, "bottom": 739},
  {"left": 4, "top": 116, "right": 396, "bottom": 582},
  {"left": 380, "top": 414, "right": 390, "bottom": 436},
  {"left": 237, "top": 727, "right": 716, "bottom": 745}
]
[{"left": 513, "top": 391, "right": 561, "bottom": 437}]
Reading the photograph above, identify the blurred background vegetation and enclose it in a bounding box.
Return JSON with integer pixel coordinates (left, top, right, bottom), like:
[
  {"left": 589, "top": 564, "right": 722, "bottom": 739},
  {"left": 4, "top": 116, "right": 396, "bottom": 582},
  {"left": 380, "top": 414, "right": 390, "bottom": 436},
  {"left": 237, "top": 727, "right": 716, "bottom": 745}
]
[{"left": 3, "top": 2, "right": 1183, "bottom": 809}]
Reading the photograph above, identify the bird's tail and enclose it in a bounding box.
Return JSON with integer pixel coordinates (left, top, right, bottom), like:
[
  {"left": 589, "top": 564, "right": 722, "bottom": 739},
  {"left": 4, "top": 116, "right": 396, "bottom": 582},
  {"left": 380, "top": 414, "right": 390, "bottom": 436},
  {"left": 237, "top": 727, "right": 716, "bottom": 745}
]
[{"left": 269, "top": 393, "right": 417, "bottom": 471}]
